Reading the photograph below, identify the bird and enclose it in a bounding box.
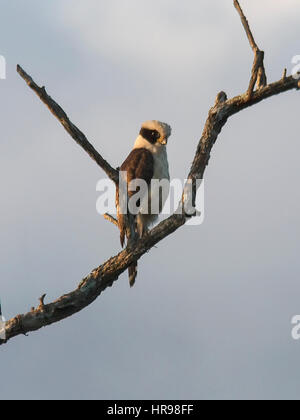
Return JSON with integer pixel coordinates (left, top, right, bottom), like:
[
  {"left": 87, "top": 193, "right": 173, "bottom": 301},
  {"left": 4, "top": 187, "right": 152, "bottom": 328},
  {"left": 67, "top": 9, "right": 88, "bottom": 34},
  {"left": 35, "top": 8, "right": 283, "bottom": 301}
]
[{"left": 116, "top": 120, "right": 172, "bottom": 287}]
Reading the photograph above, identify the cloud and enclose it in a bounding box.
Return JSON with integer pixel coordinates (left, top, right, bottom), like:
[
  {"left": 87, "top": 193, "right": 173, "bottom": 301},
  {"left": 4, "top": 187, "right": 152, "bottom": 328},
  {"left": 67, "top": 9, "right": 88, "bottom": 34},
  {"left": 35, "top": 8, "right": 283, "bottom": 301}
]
[
  {"left": 236, "top": 0, "right": 299, "bottom": 15},
  {"left": 224, "top": 0, "right": 300, "bottom": 34},
  {"left": 56, "top": 0, "right": 300, "bottom": 90},
  {"left": 56, "top": 0, "right": 232, "bottom": 83}
]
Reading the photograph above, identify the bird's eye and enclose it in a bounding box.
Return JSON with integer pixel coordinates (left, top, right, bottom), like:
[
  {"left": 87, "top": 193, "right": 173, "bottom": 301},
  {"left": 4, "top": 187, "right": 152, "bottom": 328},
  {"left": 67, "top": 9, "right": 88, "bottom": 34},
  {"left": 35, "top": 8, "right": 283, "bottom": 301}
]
[{"left": 152, "top": 131, "right": 156, "bottom": 137}]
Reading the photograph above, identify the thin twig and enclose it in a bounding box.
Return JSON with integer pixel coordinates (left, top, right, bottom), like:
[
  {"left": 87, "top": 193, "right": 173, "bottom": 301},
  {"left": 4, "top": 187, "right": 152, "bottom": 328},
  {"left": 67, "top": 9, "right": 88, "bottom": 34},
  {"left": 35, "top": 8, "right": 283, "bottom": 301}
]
[
  {"left": 38, "top": 294, "right": 47, "bottom": 311},
  {"left": 233, "top": 0, "right": 258, "bottom": 52},
  {"left": 103, "top": 213, "right": 118, "bottom": 227},
  {"left": 282, "top": 68, "right": 287, "bottom": 80},
  {"left": 233, "top": 0, "right": 267, "bottom": 97}
]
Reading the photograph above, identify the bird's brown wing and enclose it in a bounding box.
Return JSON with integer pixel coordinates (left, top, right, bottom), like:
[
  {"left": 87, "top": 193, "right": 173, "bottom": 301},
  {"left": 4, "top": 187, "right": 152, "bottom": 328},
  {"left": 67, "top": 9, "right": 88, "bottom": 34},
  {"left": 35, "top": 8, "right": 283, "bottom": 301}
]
[{"left": 116, "top": 148, "right": 154, "bottom": 247}]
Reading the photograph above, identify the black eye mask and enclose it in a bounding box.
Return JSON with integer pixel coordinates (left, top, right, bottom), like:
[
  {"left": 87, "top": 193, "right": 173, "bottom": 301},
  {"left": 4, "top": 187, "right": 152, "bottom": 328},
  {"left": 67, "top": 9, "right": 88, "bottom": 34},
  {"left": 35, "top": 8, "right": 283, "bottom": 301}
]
[{"left": 140, "top": 128, "right": 160, "bottom": 144}]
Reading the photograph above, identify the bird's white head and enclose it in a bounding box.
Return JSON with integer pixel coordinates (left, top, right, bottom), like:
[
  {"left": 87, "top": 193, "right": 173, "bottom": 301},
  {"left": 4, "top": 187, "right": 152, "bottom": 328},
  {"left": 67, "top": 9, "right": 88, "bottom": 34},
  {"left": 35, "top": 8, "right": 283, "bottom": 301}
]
[{"left": 139, "top": 120, "right": 172, "bottom": 146}]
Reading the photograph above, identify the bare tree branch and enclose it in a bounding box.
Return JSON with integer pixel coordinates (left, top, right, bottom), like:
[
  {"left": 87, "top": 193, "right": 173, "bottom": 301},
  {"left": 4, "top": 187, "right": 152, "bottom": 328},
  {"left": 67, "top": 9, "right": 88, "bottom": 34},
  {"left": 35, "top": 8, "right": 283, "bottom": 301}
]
[
  {"left": 2, "top": 3, "right": 299, "bottom": 346},
  {"left": 233, "top": 0, "right": 258, "bottom": 52},
  {"left": 233, "top": 0, "right": 267, "bottom": 96},
  {"left": 1, "top": 213, "right": 185, "bottom": 344},
  {"left": 16, "top": 65, "right": 119, "bottom": 184}
]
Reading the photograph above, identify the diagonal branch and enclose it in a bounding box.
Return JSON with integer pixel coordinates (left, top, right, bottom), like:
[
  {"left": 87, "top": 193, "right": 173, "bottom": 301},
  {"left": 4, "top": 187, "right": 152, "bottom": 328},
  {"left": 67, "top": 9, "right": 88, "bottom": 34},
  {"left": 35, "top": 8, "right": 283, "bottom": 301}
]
[
  {"left": 1, "top": 71, "right": 298, "bottom": 346},
  {"left": 17, "top": 65, "right": 119, "bottom": 184},
  {"left": 1, "top": 212, "right": 185, "bottom": 345},
  {"left": 233, "top": 0, "right": 258, "bottom": 52},
  {"left": 234, "top": 0, "right": 267, "bottom": 97}
]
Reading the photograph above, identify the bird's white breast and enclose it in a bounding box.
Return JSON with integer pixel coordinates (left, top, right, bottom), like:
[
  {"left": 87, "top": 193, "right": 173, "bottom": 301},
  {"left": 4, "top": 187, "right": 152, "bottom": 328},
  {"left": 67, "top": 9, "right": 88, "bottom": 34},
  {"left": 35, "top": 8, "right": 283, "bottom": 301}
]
[{"left": 153, "top": 147, "right": 169, "bottom": 181}]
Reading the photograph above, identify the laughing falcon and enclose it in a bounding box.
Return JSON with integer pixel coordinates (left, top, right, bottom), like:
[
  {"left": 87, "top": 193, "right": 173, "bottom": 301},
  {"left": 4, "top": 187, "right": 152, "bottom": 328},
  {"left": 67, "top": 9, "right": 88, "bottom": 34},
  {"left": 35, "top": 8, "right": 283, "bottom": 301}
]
[{"left": 116, "top": 120, "right": 172, "bottom": 287}]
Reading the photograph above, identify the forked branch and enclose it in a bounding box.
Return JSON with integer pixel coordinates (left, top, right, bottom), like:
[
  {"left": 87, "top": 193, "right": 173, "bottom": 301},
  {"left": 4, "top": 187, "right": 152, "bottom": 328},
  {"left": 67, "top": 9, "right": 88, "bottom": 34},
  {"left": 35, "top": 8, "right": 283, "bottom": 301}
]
[{"left": 234, "top": 0, "right": 267, "bottom": 96}]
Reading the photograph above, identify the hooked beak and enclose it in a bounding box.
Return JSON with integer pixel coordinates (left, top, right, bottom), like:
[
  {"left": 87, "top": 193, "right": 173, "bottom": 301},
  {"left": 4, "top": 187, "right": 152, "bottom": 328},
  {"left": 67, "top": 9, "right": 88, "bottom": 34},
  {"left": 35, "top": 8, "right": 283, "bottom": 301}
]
[{"left": 160, "top": 138, "right": 168, "bottom": 145}]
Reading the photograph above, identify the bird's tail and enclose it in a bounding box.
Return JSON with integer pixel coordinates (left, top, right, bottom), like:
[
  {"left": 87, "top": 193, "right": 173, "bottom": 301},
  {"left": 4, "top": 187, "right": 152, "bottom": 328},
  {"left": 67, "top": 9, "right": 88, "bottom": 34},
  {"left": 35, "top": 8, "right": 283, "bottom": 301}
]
[
  {"left": 116, "top": 184, "right": 126, "bottom": 247},
  {"left": 118, "top": 213, "right": 126, "bottom": 247},
  {"left": 128, "top": 261, "right": 138, "bottom": 287},
  {"left": 117, "top": 186, "right": 138, "bottom": 286},
  {"left": 117, "top": 211, "right": 138, "bottom": 286}
]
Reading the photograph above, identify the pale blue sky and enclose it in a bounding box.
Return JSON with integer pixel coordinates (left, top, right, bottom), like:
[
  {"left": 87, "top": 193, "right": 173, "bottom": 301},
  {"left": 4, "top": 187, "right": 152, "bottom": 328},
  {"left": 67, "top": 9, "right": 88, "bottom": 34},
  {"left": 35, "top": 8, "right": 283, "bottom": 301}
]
[{"left": 1, "top": 0, "right": 300, "bottom": 400}]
